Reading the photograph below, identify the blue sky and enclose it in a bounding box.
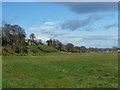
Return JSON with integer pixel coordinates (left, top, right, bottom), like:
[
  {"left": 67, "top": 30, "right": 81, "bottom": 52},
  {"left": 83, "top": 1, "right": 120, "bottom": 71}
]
[{"left": 2, "top": 2, "right": 118, "bottom": 48}]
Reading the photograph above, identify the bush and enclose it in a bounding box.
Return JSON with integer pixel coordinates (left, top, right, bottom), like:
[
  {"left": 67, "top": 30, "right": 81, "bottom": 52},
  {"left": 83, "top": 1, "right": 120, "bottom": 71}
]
[
  {"left": 15, "top": 46, "right": 21, "bottom": 53},
  {"left": 3, "top": 46, "right": 15, "bottom": 55},
  {"left": 21, "top": 46, "right": 28, "bottom": 54},
  {"left": 2, "top": 45, "right": 28, "bottom": 56},
  {"left": 31, "top": 50, "right": 38, "bottom": 53},
  {"left": 2, "top": 50, "right": 11, "bottom": 56}
]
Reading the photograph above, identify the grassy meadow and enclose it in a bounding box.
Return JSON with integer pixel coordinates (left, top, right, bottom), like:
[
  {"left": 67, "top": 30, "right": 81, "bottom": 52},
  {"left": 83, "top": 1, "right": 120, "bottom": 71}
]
[{"left": 2, "top": 52, "right": 118, "bottom": 88}]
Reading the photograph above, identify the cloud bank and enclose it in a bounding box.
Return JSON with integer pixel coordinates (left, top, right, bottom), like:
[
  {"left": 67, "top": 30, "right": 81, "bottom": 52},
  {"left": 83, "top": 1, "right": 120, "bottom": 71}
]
[
  {"left": 61, "top": 14, "right": 114, "bottom": 31},
  {"left": 104, "top": 23, "right": 118, "bottom": 29},
  {"left": 58, "top": 2, "right": 118, "bottom": 14}
]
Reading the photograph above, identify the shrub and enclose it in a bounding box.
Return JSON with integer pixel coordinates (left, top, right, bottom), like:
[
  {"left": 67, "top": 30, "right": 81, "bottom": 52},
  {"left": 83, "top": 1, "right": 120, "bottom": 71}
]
[
  {"left": 3, "top": 46, "right": 14, "bottom": 55},
  {"left": 2, "top": 45, "right": 28, "bottom": 56},
  {"left": 31, "top": 50, "right": 38, "bottom": 53},
  {"left": 15, "top": 46, "right": 21, "bottom": 53},
  {"left": 2, "top": 50, "right": 11, "bottom": 56}
]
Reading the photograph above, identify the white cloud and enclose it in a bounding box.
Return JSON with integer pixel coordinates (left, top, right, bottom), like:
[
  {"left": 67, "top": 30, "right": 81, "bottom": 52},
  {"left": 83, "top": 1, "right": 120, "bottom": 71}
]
[
  {"left": 35, "top": 34, "right": 50, "bottom": 41},
  {"left": 29, "top": 24, "right": 118, "bottom": 48},
  {"left": 79, "top": 43, "right": 86, "bottom": 46},
  {"left": 29, "top": 26, "right": 56, "bottom": 31},
  {"left": 112, "top": 36, "right": 118, "bottom": 39},
  {"left": 55, "top": 34, "right": 118, "bottom": 48},
  {"left": 40, "top": 26, "right": 57, "bottom": 34},
  {"left": 44, "top": 21, "right": 56, "bottom": 25},
  {"left": 82, "top": 34, "right": 118, "bottom": 40},
  {"left": 29, "top": 25, "right": 56, "bottom": 36},
  {"left": 29, "top": 25, "right": 67, "bottom": 38}
]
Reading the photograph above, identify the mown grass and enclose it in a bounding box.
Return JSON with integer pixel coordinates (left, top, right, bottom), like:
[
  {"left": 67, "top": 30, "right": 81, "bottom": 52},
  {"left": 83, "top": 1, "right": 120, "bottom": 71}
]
[{"left": 2, "top": 52, "right": 118, "bottom": 88}]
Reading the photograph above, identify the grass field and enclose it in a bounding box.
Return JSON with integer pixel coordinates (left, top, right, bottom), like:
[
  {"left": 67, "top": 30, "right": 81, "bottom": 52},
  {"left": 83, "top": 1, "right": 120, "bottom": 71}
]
[{"left": 2, "top": 52, "right": 118, "bottom": 88}]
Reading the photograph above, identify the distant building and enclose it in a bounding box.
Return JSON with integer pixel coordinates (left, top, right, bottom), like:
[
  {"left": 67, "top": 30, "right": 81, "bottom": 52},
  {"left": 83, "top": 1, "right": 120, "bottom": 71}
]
[
  {"left": 25, "top": 39, "right": 32, "bottom": 45},
  {"left": 117, "top": 50, "right": 120, "bottom": 52},
  {"left": 25, "top": 39, "right": 43, "bottom": 45}
]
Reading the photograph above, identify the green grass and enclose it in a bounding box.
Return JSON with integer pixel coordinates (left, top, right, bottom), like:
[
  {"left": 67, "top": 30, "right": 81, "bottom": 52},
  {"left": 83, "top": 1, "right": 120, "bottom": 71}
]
[
  {"left": 38, "top": 45, "right": 57, "bottom": 52},
  {"left": 2, "top": 52, "right": 118, "bottom": 88}
]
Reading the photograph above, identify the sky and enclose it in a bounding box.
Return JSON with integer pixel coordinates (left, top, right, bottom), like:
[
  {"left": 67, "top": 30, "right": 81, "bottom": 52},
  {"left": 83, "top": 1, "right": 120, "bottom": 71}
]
[{"left": 2, "top": 2, "right": 118, "bottom": 48}]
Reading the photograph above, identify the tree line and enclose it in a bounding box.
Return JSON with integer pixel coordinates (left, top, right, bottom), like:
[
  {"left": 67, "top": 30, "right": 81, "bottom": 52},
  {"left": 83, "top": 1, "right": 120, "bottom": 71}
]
[{"left": 1, "top": 24, "right": 119, "bottom": 54}]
